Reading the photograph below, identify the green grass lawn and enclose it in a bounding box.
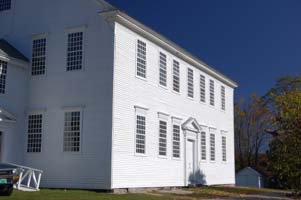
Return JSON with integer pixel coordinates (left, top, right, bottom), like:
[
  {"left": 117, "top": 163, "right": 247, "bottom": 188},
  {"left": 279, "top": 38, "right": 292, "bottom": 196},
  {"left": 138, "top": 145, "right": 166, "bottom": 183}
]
[
  {"left": 2, "top": 190, "right": 169, "bottom": 200},
  {"left": 1, "top": 186, "right": 292, "bottom": 200}
]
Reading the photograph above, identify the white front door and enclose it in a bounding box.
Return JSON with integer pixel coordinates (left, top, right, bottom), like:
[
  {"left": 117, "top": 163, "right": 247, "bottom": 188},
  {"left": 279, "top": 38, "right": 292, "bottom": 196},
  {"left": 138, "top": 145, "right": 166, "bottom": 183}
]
[{"left": 186, "top": 139, "right": 195, "bottom": 185}]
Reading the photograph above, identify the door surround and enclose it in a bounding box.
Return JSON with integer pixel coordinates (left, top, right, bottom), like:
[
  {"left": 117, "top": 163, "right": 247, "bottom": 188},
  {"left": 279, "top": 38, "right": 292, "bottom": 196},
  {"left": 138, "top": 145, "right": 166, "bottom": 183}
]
[{"left": 182, "top": 117, "right": 202, "bottom": 186}]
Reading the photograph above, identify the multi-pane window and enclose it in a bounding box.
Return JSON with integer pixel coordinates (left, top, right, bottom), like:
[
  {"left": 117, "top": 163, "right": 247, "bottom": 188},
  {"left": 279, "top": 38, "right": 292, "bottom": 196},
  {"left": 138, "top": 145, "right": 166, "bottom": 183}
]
[
  {"left": 31, "top": 38, "right": 46, "bottom": 76},
  {"left": 0, "top": 0, "right": 11, "bottom": 11},
  {"left": 172, "top": 125, "right": 180, "bottom": 158},
  {"left": 27, "top": 115, "right": 42, "bottom": 153},
  {"left": 187, "top": 68, "right": 194, "bottom": 98},
  {"left": 173, "top": 60, "right": 180, "bottom": 92},
  {"left": 136, "top": 115, "right": 146, "bottom": 154},
  {"left": 222, "top": 136, "right": 227, "bottom": 162},
  {"left": 67, "top": 32, "right": 83, "bottom": 71},
  {"left": 221, "top": 85, "right": 226, "bottom": 111},
  {"left": 64, "top": 111, "right": 81, "bottom": 152},
  {"left": 159, "top": 52, "right": 167, "bottom": 87},
  {"left": 200, "top": 132, "right": 206, "bottom": 160},
  {"left": 200, "top": 75, "right": 206, "bottom": 103},
  {"left": 210, "top": 133, "right": 215, "bottom": 161},
  {"left": 209, "top": 80, "right": 215, "bottom": 106},
  {"left": 159, "top": 120, "right": 167, "bottom": 156},
  {"left": 136, "top": 40, "right": 146, "bottom": 78},
  {"left": 0, "top": 60, "right": 7, "bottom": 94}
]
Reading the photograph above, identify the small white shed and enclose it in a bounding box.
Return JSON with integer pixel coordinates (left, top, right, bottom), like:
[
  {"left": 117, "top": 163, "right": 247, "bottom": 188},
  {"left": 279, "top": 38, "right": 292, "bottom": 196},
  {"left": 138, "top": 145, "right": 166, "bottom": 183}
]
[{"left": 236, "top": 167, "right": 264, "bottom": 188}]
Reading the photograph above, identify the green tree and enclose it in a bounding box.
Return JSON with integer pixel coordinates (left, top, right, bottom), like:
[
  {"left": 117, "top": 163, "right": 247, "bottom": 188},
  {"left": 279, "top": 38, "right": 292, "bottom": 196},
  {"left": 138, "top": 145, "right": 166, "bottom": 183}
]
[{"left": 266, "top": 75, "right": 301, "bottom": 194}]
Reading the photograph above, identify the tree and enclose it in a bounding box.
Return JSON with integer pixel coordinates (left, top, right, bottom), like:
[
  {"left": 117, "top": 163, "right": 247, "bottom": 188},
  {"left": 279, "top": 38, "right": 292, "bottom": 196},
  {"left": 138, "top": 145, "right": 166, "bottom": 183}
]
[
  {"left": 234, "top": 94, "right": 271, "bottom": 170},
  {"left": 266, "top": 75, "right": 301, "bottom": 194}
]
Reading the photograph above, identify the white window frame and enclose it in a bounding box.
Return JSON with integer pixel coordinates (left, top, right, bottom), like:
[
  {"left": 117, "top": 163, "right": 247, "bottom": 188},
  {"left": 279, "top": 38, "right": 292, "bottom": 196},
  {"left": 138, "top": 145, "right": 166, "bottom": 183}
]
[
  {"left": 172, "top": 116, "right": 182, "bottom": 160},
  {"left": 63, "top": 110, "right": 82, "bottom": 153},
  {"left": 187, "top": 68, "right": 194, "bottom": 98},
  {"left": 65, "top": 26, "right": 86, "bottom": 72},
  {"left": 0, "top": 60, "right": 7, "bottom": 94},
  {"left": 31, "top": 34, "right": 47, "bottom": 76},
  {"left": 0, "top": 0, "right": 11, "bottom": 11},
  {"left": 158, "top": 120, "right": 168, "bottom": 157},
  {"left": 27, "top": 114, "right": 43, "bottom": 153},
  {"left": 200, "top": 74, "right": 206, "bottom": 103},
  {"left": 209, "top": 79, "right": 215, "bottom": 106},
  {"left": 221, "top": 85, "right": 226, "bottom": 111},
  {"left": 172, "top": 124, "right": 181, "bottom": 159},
  {"left": 134, "top": 106, "right": 148, "bottom": 156},
  {"left": 200, "top": 131, "right": 206, "bottom": 161},
  {"left": 209, "top": 128, "right": 216, "bottom": 162},
  {"left": 222, "top": 135, "right": 227, "bottom": 162},
  {"left": 172, "top": 60, "right": 180, "bottom": 93},
  {"left": 159, "top": 52, "right": 167, "bottom": 87},
  {"left": 136, "top": 39, "right": 147, "bottom": 79},
  {"left": 158, "top": 112, "right": 169, "bottom": 158}
]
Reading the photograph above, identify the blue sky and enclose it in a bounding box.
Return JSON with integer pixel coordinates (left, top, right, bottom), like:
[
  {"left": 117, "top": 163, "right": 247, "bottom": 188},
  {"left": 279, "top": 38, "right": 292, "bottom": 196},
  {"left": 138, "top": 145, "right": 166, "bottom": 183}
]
[{"left": 106, "top": 0, "right": 301, "bottom": 100}]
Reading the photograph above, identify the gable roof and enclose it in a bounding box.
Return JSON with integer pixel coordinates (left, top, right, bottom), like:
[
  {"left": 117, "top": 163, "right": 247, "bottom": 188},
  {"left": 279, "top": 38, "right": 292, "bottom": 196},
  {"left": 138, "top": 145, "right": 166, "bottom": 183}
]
[
  {"left": 237, "top": 167, "right": 263, "bottom": 177},
  {"left": 0, "top": 108, "right": 16, "bottom": 123},
  {"left": 97, "top": 1, "right": 238, "bottom": 88},
  {"left": 0, "top": 39, "right": 29, "bottom": 62}
]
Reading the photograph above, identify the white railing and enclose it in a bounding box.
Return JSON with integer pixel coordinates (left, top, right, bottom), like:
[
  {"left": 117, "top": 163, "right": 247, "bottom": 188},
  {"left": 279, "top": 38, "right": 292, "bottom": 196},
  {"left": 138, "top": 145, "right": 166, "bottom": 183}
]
[{"left": 10, "top": 164, "right": 43, "bottom": 192}]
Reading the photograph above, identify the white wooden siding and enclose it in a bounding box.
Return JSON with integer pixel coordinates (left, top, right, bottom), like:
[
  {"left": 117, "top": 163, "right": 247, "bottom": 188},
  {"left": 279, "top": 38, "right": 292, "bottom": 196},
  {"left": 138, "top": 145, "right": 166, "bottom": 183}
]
[
  {"left": 112, "top": 22, "right": 235, "bottom": 188},
  {"left": 0, "top": 0, "right": 115, "bottom": 189}
]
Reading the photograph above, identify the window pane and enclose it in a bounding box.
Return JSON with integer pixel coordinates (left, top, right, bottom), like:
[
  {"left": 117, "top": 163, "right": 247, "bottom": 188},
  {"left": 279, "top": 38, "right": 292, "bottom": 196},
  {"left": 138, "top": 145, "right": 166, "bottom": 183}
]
[
  {"left": 210, "top": 80, "right": 215, "bottom": 106},
  {"left": 137, "top": 40, "right": 146, "bottom": 78},
  {"left": 187, "top": 68, "right": 194, "bottom": 98},
  {"left": 0, "top": 0, "right": 11, "bottom": 11},
  {"left": 67, "top": 32, "right": 83, "bottom": 71},
  {"left": 0, "top": 60, "right": 7, "bottom": 94},
  {"left": 201, "top": 132, "right": 206, "bottom": 160},
  {"left": 136, "top": 115, "right": 146, "bottom": 154},
  {"left": 200, "top": 75, "right": 206, "bottom": 103},
  {"left": 210, "top": 133, "right": 215, "bottom": 161},
  {"left": 64, "top": 111, "right": 81, "bottom": 152},
  {"left": 172, "top": 125, "right": 180, "bottom": 158},
  {"left": 173, "top": 60, "right": 180, "bottom": 92},
  {"left": 159, "top": 120, "right": 167, "bottom": 156},
  {"left": 159, "top": 52, "right": 167, "bottom": 87},
  {"left": 221, "top": 85, "right": 226, "bottom": 110},
  {"left": 222, "top": 136, "right": 227, "bottom": 162},
  {"left": 32, "top": 38, "right": 46, "bottom": 75},
  {"left": 27, "top": 114, "right": 43, "bottom": 153}
]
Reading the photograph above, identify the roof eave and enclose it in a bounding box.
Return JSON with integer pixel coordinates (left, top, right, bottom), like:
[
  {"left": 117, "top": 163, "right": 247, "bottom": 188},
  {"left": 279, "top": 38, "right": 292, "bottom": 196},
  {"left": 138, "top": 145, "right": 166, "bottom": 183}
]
[
  {"left": 0, "top": 52, "right": 29, "bottom": 69},
  {"left": 101, "top": 10, "right": 238, "bottom": 88}
]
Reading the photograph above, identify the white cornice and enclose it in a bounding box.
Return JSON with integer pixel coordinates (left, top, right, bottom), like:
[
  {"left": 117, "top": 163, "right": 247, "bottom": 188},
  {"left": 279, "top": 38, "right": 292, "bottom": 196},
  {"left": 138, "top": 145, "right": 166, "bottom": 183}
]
[
  {"left": 0, "top": 53, "right": 29, "bottom": 69},
  {"left": 100, "top": 10, "right": 238, "bottom": 88}
]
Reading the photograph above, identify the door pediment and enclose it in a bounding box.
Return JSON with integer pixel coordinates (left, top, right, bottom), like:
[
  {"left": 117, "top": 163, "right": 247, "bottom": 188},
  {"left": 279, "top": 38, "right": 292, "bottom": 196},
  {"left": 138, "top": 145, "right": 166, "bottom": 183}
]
[
  {"left": 0, "top": 108, "right": 16, "bottom": 123},
  {"left": 182, "top": 117, "right": 201, "bottom": 133}
]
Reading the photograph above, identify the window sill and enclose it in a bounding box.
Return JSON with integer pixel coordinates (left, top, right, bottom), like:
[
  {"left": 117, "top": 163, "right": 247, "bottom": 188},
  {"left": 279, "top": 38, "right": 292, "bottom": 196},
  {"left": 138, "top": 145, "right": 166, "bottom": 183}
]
[
  {"left": 134, "top": 153, "right": 147, "bottom": 157},
  {"left": 172, "top": 157, "right": 181, "bottom": 161},
  {"left": 200, "top": 101, "right": 206, "bottom": 106},
  {"left": 30, "top": 74, "right": 47, "bottom": 80},
  {"left": 187, "top": 96, "right": 194, "bottom": 101},
  {"left": 158, "top": 155, "right": 168, "bottom": 159},
  {"left": 135, "top": 75, "right": 147, "bottom": 82},
  {"left": 66, "top": 68, "right": 85, "bottom": 73},
  {"left": 158, "top": 84, "right": 168, "bottom": 90},
  {"left": 171, "top": 90, "right": 181, "bottom": 96}
]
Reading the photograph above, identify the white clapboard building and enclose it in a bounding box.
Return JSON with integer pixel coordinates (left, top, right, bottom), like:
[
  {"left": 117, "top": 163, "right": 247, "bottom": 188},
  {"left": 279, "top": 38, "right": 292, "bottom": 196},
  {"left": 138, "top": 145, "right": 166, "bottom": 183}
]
[{"left": 0, "top": 0, "right": 238, "bottom": 191}]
